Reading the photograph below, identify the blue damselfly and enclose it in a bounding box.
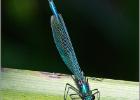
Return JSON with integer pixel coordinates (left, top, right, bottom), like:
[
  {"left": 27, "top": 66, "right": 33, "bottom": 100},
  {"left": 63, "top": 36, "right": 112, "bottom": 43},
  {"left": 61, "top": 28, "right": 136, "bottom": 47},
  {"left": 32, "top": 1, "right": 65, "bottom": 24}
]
[{"left": 48, "top": 0, "right": 100, "bottom": 100}]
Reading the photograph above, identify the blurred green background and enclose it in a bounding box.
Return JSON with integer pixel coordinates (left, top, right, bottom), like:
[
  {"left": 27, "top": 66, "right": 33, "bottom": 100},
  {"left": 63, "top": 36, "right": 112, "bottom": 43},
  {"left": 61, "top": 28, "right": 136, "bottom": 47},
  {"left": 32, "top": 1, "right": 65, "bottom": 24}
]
[{"left": 2, "top": 0, "right": 139, "bottom": 81}]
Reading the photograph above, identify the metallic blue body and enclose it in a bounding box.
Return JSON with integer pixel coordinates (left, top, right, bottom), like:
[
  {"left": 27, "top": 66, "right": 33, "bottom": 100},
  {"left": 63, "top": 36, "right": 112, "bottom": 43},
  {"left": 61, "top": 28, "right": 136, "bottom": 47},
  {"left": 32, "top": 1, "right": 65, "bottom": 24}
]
[
  {"left": 48, "top": 0, "right": 60, "bottom": 22},
  {"left": 48, "top": 0, "right": 99, "bottom": 100}
]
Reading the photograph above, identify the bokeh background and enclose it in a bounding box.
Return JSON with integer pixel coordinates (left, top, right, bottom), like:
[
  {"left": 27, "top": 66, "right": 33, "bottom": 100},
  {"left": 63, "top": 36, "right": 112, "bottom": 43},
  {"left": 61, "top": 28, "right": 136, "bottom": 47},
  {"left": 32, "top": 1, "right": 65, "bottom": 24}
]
[{"left": 2, "top": 0, "right": 139, "bottom": 81}]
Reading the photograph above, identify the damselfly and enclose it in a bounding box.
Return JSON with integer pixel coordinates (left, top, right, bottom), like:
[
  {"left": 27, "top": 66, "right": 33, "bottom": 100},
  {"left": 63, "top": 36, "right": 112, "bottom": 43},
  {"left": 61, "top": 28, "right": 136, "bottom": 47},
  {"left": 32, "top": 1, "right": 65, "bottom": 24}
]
[{"left": 48, "top": 0, "right": 100, "bottom": 100}]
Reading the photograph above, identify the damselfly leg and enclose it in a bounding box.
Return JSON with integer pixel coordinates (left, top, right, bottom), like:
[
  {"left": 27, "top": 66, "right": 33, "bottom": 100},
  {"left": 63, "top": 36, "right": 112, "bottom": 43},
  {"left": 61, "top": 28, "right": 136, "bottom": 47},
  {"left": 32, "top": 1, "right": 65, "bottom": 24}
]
[
  {"left": 64, "top": 83, "right": 81, "bottom": 100},
  {"left": 64, "top": 82, "right": 100, "bottom": 100},
  {"left": 91, "top": 89, "right": 100, "bottom": 100},
  {"left": 69, "top": 94, "right": 81, "bottom": 100}
]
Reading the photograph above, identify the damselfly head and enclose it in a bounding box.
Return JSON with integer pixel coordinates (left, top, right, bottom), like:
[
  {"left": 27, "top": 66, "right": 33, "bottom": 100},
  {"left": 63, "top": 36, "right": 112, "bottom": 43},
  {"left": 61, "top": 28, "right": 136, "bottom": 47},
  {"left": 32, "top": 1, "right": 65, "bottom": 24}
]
[
  {"left": 79, "top": 80, "right": 95, "bottom": 100},
  {"left": 83, "top": 93, "right": 95, "bottom": 100}
]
